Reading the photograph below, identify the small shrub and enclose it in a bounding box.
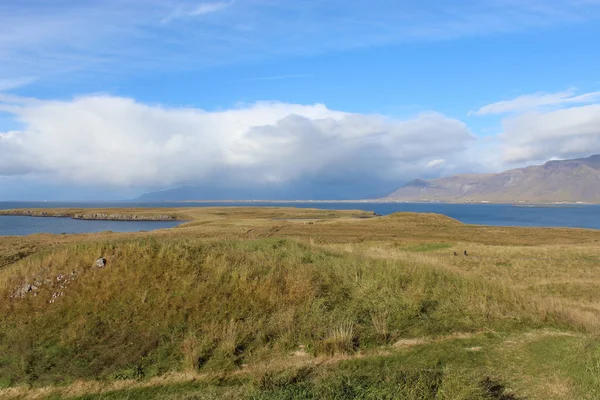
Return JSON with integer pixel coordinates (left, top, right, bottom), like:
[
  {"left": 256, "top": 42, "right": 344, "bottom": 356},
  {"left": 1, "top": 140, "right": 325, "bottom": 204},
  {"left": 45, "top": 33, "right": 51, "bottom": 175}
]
[
  {"left": 371, "top": 310, "right": 390, "bottom": 343},
  {"left": 321, "top": 321, "right": 356, "bottom": 356},
  {"left": 110, "top": 364, "right": 145, "bottom": 381}
]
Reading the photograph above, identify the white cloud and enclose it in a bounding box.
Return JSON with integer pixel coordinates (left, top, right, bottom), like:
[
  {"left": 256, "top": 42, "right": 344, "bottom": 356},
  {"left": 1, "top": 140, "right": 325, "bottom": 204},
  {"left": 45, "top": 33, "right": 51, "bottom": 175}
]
[
  {"left": 189, "top": 1, "right": 232, "bottom": 16},
  {"left": 0, "top": 95, "right": 474, "bottom": 190},
  {"left": 500, "top": 104, "right": 600, "bottom": 163},
  {"left": 474, "top": 89, "right": 600, "bottom": 164},
  {"left": 161, "top": 1, "right": 233, "bottom": 24},
  {"left": 0, "top": 77, "right": 35, "bottom": 91},
  {"left": 230, "top": 74, "right": 313, "bottom": 83},
  {"left": 473, "top": 89, "right": 600, "bottom": 115},
  {"left": 427, "top": 159, "right": 445, "bottom": 168}
]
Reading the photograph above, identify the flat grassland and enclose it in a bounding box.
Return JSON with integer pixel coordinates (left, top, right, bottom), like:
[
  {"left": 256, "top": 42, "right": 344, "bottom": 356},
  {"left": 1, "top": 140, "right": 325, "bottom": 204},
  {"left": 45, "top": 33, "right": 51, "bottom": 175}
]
[{"left": 1, "top": 207, "right": 600, "bottom": 399}]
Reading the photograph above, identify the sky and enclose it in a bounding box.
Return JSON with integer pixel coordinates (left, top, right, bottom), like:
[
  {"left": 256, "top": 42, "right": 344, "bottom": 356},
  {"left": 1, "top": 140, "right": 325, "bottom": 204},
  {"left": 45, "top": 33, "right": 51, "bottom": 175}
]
[{"left": 1, "top": 0, "right": 600, "bottom": 200}]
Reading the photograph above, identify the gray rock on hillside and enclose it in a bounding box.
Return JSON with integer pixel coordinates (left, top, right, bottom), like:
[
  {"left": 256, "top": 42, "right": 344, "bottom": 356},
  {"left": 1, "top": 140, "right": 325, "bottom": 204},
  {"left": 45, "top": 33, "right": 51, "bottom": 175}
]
[{"left": 11, "top": 283, "right": 38, "bottom": 298}]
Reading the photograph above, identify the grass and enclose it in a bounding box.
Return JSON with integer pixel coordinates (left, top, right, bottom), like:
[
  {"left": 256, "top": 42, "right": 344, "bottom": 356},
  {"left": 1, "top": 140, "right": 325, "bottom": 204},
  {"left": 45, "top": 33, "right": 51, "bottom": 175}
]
[
  {"left": 21, "top": 330, "right": 595, "bottom": 400},
  {"left": 403, "top": 243, "right": 453, "bottom": 253},
  {"left": 1, "top": 207, "right": 600, "bottom": 399},
  {"left": 0, "top": 238, "right": 543, "bottom": 384}
]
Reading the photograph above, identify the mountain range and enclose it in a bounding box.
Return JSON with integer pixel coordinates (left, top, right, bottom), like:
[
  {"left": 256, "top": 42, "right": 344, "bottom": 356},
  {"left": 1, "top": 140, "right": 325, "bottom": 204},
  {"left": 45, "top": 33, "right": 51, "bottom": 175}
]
[
  {"left": 137, "top": 155, "right": 600, "bottom": 203},
  {"left": 385, "top": 154, "right": 600, "bottom": 203}
]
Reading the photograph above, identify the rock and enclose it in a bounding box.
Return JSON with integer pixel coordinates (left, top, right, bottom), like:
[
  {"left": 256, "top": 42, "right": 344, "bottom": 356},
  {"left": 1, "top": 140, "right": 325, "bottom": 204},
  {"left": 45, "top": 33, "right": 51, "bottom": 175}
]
[
  {"left": 49, "top": 291, "right": 63, "bottom": 304},
  {"left": 292, "top": 344, "right": 309, "bottom": 357},
  {"left": 11, "top": 283, "right": 38, "bottom": 299},
  {"left": 95, "top": 257, "right": 107, "bottom": 268},
  {"left": 17, "top": 284, "right": 32, "bottom": 298}
]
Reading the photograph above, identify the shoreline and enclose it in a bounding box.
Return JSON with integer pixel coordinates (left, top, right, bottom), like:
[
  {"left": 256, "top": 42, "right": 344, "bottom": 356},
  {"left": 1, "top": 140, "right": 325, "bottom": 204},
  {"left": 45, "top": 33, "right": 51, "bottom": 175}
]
[
  {"left": 1, "top": 205, "right": 600, "bottom": 235},
  {"left": 173, "top": 199, "right": 596, "bottom": 206},
  {"left": 0, "top": 210, "right": 180, "bottom": 222},
  {"left": 2, "top": 199, "right": 598, "bottom": 206}
]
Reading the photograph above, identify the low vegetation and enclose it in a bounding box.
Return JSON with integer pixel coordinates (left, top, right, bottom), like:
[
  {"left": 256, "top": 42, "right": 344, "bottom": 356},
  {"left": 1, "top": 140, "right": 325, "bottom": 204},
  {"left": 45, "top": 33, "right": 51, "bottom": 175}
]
[{"left": 1, "top": 207, "right": 600, "bottom": 399}]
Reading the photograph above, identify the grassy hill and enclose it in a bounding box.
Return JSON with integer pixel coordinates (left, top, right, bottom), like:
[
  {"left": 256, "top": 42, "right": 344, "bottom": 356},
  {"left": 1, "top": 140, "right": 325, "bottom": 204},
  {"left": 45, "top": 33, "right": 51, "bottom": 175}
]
[{"left": 1, "top": 207, "right": 600, "bottom": 399}]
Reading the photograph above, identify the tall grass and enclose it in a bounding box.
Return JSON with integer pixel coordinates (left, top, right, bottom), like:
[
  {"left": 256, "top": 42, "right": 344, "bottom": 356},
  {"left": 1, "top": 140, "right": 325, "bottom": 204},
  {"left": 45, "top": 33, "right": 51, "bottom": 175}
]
[
  {"left": 324, "top": 241, "right": 600, "bottom": 333},
  {"left": 0, "top": 236, "right": 552, "bottom": 386}
]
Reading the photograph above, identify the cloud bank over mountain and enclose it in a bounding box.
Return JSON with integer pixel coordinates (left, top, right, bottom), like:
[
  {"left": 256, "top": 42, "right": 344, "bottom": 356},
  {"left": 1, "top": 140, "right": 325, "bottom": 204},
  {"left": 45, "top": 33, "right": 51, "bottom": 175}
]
[
  {"left": 2, "top": 89, "right": 600, "bottom": 200},
  {"left": 501, "top": 104, "right": 600, "bottom": 163},
  {"left": 0, "top": 95, "right": 475, "bottom": 198}
]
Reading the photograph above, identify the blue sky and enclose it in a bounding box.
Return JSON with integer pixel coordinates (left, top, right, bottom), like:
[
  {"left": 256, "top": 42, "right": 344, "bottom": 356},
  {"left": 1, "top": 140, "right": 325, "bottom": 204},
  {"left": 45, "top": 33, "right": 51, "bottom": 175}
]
[{"left": 2, "top": 0, "right": 600, "bottom": 200}]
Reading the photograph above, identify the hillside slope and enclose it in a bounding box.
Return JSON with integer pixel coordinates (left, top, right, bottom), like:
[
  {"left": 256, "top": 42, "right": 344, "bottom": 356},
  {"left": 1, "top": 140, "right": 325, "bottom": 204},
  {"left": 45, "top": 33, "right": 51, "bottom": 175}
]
[
  {"left": 387, "top": 154, "right": 600, "bottom": 203},
  {"left": 2, "top": 208, "right": 600, "bottom": 399}
]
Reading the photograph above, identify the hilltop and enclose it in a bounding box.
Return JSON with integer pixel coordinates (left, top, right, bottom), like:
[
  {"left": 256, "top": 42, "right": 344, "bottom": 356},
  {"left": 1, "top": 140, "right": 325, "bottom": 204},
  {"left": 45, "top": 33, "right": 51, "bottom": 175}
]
[{"left": 386, "top": 154, "right": 600, "bottom": 203}]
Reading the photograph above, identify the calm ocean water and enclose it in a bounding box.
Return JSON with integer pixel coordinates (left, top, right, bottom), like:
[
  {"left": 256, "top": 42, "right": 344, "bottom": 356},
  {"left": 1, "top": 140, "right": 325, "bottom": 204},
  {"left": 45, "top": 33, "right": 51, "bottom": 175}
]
[{"left": 1, "top": 201, "right": 600, "bottom": 235}]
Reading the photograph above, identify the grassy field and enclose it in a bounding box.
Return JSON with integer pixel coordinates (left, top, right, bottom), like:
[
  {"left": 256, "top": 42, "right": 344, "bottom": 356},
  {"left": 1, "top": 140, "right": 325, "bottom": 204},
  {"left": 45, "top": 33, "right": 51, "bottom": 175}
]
[{"left": 1, "top": 207, "right": 600, "bottom": 399}]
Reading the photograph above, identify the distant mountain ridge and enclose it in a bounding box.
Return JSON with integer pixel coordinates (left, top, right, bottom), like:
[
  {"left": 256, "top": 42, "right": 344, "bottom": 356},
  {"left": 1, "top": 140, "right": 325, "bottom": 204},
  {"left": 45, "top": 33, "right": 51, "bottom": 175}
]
[{"left": 386, "top": 155, "right": 600, "bottom": 203}]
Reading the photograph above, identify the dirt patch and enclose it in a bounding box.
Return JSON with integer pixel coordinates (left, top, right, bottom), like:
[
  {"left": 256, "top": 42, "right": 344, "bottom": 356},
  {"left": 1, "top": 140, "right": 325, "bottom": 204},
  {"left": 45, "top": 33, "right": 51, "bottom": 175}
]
[
  {"left": 393, "top": 338, "right": 427, "bottom": 348},
  {"left": 392, "top": 331, "right": 487, "bottom": 349}
]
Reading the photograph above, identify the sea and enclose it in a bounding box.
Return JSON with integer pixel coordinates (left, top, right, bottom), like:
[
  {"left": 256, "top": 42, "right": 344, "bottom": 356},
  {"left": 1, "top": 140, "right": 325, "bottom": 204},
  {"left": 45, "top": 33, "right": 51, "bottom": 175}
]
[{"left": 1, "top": 201, "right": 600, "bottom": 236}]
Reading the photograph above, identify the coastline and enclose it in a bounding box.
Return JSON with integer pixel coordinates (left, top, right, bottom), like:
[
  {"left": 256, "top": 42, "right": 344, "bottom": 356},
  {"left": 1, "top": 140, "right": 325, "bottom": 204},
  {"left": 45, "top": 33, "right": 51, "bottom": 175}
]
[
  {"left": 0, "top": 209, "right": 180, "bottom": 221},
  {"left": 173, "top": 199, "right": 596, "bottom": 205}
]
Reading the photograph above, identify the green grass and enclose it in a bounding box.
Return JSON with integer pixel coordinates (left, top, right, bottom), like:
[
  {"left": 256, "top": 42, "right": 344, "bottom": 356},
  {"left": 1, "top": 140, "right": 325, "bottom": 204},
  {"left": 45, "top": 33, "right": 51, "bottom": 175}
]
[
  {"left": 65, "top": 362, "right": 491, "bottom": 400},
  {"left": 63, "top": 331, "right": 600, "bottom": 400},
  {"left": 3, "top": 207, "right": 600, "bottom": 399},
  {"left": 63, "top": 335, "right": 516, "bottom": 400},
  {"left": 0, "top": 237, "right": 552, "bottom": 388}
]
